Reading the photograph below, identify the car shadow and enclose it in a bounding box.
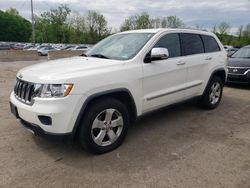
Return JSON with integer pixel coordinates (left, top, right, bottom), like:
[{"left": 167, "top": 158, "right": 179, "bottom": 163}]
[
  {"left": 31, "top": 99, "right": 206, "bottom": 169},
  {"left": 29, "top": 92, "right": 243, "bottom": 175}
]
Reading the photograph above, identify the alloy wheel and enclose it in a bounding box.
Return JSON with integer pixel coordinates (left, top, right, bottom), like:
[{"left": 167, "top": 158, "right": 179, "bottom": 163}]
[{"left": 91, "top": 108, "right": 124, "bottom": 146}]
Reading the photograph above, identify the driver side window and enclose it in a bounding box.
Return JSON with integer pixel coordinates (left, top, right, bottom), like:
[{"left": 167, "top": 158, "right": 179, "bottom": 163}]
[{"left": 154, "top": 33, "right": 181, "bottom": 58}]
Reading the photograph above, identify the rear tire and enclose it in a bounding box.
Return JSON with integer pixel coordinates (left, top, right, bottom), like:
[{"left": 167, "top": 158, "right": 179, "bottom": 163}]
[
  {"left": 78, "top": 98, "right": 129, "bottom": 154},
  {"left": 199, "top": 76, "right": 223, "bottom": 109}
]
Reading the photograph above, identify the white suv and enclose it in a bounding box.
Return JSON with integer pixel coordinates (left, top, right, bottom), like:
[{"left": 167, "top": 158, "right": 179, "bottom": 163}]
[{"left": 10, "top": 29, "right": 227, "bottom": 154}]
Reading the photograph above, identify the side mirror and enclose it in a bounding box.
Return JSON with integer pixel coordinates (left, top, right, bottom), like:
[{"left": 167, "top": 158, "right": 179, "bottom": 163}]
[{"left": 144, "top": 47, "right": 169, "bottom": 63}]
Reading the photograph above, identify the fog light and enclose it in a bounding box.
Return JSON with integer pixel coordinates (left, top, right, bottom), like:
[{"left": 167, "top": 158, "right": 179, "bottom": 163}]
[{"left": 38, "top": 115, "right": 52, "bottom": 126}]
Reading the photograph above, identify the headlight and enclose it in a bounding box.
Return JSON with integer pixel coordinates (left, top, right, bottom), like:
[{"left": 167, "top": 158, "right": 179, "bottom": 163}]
[{"left": 35, "top": 84, "right": 73, "bottom": 98}]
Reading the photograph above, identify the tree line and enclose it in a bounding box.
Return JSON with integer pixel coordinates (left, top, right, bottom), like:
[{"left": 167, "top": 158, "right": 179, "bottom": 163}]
[
  {"left": 0, "top": 8, "right": 32, "bottom": 42},
  {"left": 0, "top": 5, "right": 250, "bottom": 47}
]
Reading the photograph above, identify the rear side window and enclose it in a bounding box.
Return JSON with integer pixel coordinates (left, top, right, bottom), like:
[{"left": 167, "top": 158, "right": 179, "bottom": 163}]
[
  {"left": 201, "top": 35, "right": 221, "bottom": 53},
  {"left": 154, "top": 33, "right": 181, "bottom": 58},
  {"left": 181, "top": 33, "right": 204, "bottom": 55}
]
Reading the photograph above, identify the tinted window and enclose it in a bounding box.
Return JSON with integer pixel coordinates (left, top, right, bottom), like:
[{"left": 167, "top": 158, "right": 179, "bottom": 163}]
[
  {"left": 154, "top": 33, "right": 181, "bottom": 58},
  {"left": 181, "top": 33, "right": 204, "bottom": 55},
  {"left": 201, "top": 35, "right": 220, "bottom": 53}
]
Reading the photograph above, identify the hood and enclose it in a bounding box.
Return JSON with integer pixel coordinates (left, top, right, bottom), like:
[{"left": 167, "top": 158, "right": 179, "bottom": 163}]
[
  {"left": 17, "top": 56, "right": 124, "bottom": 83},
  {"left": 227, "top": 58, "right": 250, "bottom": 67}
]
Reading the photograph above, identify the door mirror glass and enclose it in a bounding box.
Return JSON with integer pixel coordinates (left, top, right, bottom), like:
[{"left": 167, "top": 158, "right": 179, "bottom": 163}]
[{"left": 144, "top": 47, "right": 169, "bottom": 63}]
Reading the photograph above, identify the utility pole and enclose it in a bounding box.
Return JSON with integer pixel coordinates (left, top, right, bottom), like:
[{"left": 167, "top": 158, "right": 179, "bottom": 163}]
[{"left": 31, "top": 0, "right": 35, "bottom": 44}]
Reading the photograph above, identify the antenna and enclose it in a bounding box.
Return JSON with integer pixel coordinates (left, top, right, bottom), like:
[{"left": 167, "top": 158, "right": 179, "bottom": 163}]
[{"left": 31, "top": 0, "right": 35, "bottom": 44}]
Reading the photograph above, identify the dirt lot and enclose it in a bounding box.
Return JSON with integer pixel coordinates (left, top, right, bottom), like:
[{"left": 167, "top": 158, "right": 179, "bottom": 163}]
[{"left": 0, "top": 60, "right": 250, "bottom": 188}]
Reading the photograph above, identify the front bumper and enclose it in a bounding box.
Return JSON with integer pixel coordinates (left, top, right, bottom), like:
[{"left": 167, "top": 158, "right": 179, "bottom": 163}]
[
  {"left": 18, "top": 118, "right": 71, "bottom": 141},
  {"left": 10, "top": 92, "right": 84, "bottom": 134},
  {"left": 227, "top": 73, "right": 250, "bottom": 84}
]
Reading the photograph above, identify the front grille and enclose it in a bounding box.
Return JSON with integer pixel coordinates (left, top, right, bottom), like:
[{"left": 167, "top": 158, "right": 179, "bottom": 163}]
[
  {"left": 14, "top": 79, "right": 35, "bottom": 104},
  {"left": 227, "top": 75, "right": 249, "bottom": 83},
  {"left": 228, "top": 67, "right": 250, "bottom": 75}
]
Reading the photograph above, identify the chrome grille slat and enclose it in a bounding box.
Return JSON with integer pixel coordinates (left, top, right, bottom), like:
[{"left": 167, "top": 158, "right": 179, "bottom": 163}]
[
  {"left": 14, "top": 80, "right": 18, "bottom": 94},
  {"left": 25, "top": 84, "right": 31, "bottom": 101},
  {"left": 21, "top": 83, "right": 27, "bottom": 99},
  {"left": 28, "top": 85, "right": 34, "bottom": 101},
  {"left": 18, "top": 82, "right": 23, "bottom": 97},
  {"left": 16, "top": 81, "right": 20, "bottom": 94},
  {"left": 14, "top": 79, "right": 35, "bottom": 105}
]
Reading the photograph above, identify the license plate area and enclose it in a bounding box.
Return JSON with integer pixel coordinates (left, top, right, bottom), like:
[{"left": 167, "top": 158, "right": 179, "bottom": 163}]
[{"left": 10, "top": 102, "right": 19, "bottom": 118}]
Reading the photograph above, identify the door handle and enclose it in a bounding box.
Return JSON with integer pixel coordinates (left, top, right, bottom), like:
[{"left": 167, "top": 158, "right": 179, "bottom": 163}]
[
  {"left": 176, "top": 61, "right": 186, "bottom": 65},
  {"left": 205, "top": 57, "right": 212, "bottom": 60}
]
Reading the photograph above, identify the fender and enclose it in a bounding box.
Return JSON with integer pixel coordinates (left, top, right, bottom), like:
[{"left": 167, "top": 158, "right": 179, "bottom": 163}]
[
  {"left": 70, "top": 88, "right": 137, "bottom": 138},
  {"left": 202, "top": 68, "right": 227, "bottom": 96}
]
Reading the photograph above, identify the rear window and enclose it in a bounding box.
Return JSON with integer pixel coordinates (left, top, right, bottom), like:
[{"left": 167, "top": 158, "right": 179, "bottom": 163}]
[
  {"left": 181, "top": 33, "right": 204, "bottom": 55},
  {"left": 201, "top": 35, "right": 221, "bottom": 53}
]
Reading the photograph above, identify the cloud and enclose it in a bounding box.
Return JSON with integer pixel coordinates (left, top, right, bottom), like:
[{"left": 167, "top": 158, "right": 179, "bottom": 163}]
[{"left": 0, "top": 0, "right": 249, "bottom": 32}]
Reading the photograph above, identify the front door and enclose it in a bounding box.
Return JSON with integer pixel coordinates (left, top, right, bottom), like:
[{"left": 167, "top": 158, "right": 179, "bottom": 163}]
[{"left": 142, "top": 33, "right": 187, "bottom": 112}]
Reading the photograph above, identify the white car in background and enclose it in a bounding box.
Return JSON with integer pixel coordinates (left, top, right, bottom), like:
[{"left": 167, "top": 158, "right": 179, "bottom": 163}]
[
  {"left": 37, "top": 46, "right": 58, "bottom": 56},
  {"left": 68, "top": 45, "right": 89, "bottom": 51}
]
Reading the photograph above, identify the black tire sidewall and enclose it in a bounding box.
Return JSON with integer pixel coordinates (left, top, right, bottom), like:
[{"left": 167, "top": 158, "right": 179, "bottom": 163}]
[
  {"left": 78, "top": 98, "right": 129, "bottom": 154},
  {"left": 201, "top": 76, "right": 223, "bottom": 109}
]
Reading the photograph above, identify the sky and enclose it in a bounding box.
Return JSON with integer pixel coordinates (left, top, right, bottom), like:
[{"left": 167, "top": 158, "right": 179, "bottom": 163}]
[{"left": 0, "top": 0, "right": 250, "bottom": 33}]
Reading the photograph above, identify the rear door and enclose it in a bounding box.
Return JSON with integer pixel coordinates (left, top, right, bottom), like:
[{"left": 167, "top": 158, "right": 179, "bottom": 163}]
[
  {"left": 142, "top": 33, "right": 187, "bottom": 112},
  {"left": 180, "top": 33, "right": 207, "bottom": 98}
]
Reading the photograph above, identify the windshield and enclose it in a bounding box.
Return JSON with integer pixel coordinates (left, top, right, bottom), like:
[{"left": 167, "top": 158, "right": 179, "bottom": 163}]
[
  {"left": 231, "top": 47, "right": 250, "bottom": 58},
  {"left": 86, "top": 33, "right": 154, "bottom": 60}
]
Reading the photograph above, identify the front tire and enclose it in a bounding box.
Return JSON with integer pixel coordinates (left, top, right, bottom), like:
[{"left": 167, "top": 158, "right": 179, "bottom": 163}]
[
  {"left": 78, "top": 98, "right": 129, "bottom": 154},
  {"left": 199, "top": 76, "right": 223, "bottom": 109}
]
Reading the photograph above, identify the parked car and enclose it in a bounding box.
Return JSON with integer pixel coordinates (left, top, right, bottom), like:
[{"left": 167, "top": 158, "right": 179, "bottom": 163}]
[
  {"left": 227, "top": 47, "right": 239, "bottom": 57},
  {"left": 12, "top": 43, "right": 25, "bottom": 50},
  {"left": 68, "top": 45, "right": 89, "bottom": 51},
  {"left": 23, "top": 44, "right": 35, "bottom": 50},
  {"left": 27, "top": 44, "right": 51, "bottom": 51},
  {"left": 227, "top": 45, "right": 250, "bottom": 84},
  {"left": 10, "top": 29, "right": 227, "bottom": 154},
  {"left": 60, "top": 45, "right": 76, "bottom": 50},
  {"left": 0, "top": 43, "right": 10, "bottom": 50},
  {"left": 37, "top": 46, "right": 58, "bottom": 56}
]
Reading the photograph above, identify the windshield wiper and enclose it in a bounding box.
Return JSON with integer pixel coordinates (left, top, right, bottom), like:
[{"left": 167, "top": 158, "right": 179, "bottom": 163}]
[{"left": 90, "top": 54, "right": 109, "bottom": 59}]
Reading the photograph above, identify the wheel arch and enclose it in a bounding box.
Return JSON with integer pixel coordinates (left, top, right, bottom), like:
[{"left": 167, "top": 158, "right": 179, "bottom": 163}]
[
  {"left": 71, "top": 88, "right": 137, "bottom": 138},
  {"left": 211, "top": 69, "right": 227, "bottom": 85},
  {"left": 202, "top": 68, "right": 226, "bottom": 96}
]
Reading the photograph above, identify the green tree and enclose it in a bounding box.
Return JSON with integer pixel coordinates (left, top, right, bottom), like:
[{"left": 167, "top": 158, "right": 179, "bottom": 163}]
[
  {"left": 6, "top": 8, "right": 19, "bottom": 16},
  {"left": 120, "top": 13, "right": 152, "bottom": 31},
  {"left": 35, "top": 4, "right": 71, "bottom": 43},
  {"left": 164, "top": 16, "right": 185, "bottom": 28},
  {"left": 0, "top": 9, "right": 31, "bottom": 42},
  {"left": 85, "top": 10, "right": 111, "bottom": 44},
  {"left": 218, "top": 22, "right": 230, "bottom": 35},
  {"left": 67, "top": 13, "right": 86, "bottom": 43},
  {"left": 135, "top": 12, "right": 152, "bottom": 29},
  {"left": 120, "top": 14, "right": 185, "bottom": 31},
  {"left": 120, "top": 15, "right": 138, "bottom": 31}
]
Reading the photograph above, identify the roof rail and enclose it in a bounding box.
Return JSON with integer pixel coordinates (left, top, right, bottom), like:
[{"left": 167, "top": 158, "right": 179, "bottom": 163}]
[{"left": 181, "top": 27, "right": 209, "bottom": 32}]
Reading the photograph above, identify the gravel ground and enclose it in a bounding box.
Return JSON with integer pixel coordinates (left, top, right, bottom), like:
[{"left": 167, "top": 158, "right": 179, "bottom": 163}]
[{"left": 0, "top": 60, "right": 250, "bottom": 188}]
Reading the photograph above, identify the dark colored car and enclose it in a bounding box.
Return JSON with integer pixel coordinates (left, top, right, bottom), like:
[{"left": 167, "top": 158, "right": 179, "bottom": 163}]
[
  {"left": 227, "top": 47, "right": 239, "bottom": 57},
  {"left": 227, "top": 45, "right": 250, "bottom": 85}
]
